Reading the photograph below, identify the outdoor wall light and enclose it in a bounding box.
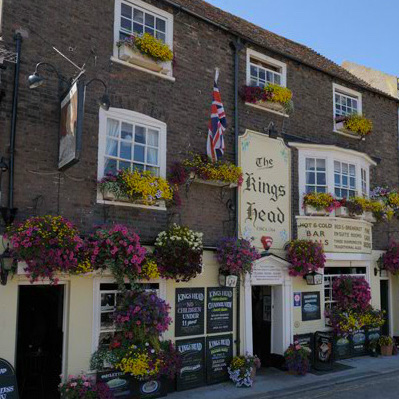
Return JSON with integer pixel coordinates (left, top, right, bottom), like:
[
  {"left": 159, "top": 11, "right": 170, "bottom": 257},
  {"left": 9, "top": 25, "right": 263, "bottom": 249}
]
[
  {"left": 28, "top": 62, "right": 67, "bottom": 90},
  {"left": 304, "top": 271, "right": 323, "bottom": 285},
  {"left": 0, "top": 244, "right": 14, "bottom": 286},
  {"left": 86, "top": 78, "right": 111, "bottom": 111},
  {"left": 0, "top": 157, "right": 8, "bottom": 173}
]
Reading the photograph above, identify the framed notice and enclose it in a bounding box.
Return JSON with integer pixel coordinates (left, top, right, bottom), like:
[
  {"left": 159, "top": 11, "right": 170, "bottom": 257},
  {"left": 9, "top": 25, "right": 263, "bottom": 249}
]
[
  {"left": 175, "top": 288, "right": 205, "bottom": 337},
  {"left": 301, "top": 292, "right": 321, "bottom": 321},
  {"left": 0, "top": 358, "right": 19, "bottom": 398},
  {"left": 59, "top": 81, "right": 85, "bottom": 170},
  {"left": 176, "top": 337, "right": 206, "bottom": 391},
  {"left": 207, "top": 287, "right": 233, "bottom": 334},
  {"left": 206, "top": 334, "right": 233, "bottom": 385}
]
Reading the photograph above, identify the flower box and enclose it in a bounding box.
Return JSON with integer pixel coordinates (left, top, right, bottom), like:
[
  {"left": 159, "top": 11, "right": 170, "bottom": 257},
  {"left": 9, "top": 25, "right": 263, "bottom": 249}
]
[
  {"left": 335, "top": 206, "right": 350, "bottom": 218},
  {"left": 101, "top": 189, "right": 166, "bottom": 209},
  {"left": 254, "top": 100, "right": 286, "bottom": 114},
  {"left": 118, "top": 44, "right": 169, "bottom": 75},
  {"left": 304, "top": 205, "right": 329, "bottom": 216},
  {"left": 335, "top": 121, "right": 365, "bottom": 140},
  {"left": 380, "top": 345, "right": 393, "bottom": 356}
]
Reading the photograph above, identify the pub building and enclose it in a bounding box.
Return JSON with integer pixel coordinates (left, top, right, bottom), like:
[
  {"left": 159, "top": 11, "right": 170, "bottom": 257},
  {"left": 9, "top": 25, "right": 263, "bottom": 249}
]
[{"left": 0, "top": 0, "right": 399, "bottom": 395}]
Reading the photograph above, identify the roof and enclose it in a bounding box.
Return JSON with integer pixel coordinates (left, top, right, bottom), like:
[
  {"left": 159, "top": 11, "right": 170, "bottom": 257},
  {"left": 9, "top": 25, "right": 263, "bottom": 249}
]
[{"left": 164, "top": 0, "right": 398, "bottom": 101}]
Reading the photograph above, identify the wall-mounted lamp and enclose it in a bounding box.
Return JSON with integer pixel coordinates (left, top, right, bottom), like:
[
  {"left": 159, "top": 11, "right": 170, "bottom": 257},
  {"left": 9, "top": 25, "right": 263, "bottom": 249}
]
[
  {"left": 0, "top": 244, "right": 14, "bottom": 285},
  {"left": 28, "top": 62, "right": 69, "bottom": 92},
  {"left": 267, "top": 122, "right": 279, "bottom": 139},
  {"left": 85, "top": 78, "right": 111, "bottom": 111},
  {"left": 304, "top": 271, "right": 323, "bottom": 285}
]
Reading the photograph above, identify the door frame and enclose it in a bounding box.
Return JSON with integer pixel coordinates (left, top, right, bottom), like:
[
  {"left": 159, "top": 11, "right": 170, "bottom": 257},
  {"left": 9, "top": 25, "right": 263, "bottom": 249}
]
[
  {"left": 16, "top": 281, "right": 69, "bottom": 380},
  {"left": 379, "top": 276, "right": 393, "bottom": 336},
  {"left": 244, "top": 255, "right": 293, "bottom": 356}
]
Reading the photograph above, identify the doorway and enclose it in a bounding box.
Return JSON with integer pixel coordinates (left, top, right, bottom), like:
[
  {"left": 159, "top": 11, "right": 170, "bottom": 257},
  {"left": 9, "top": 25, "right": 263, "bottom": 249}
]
[
  {"left": 16, "top": 285, "right": 65, "bottom": 399},
  {"left": 380, "top": 280, "right": 390, "bottom": 336}
]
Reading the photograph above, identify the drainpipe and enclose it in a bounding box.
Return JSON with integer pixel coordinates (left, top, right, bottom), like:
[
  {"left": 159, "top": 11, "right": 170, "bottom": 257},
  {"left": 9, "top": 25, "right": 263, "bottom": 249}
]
[{"left": 231, "top": 37, "right": 244, "bottom": 356}]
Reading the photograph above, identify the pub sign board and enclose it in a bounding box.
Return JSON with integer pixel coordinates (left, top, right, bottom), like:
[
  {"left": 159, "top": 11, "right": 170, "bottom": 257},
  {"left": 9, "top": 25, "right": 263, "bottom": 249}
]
[
  {"left": 301, "top": 292, "right": 321, "bottom": 321},
  {"left": 238, "top": 130, "right": 291, "bottom": 251},
  {"left": 314, "top": 331, "right": 334, "bottom": 371},
  {"left": 294, "top": 333, "right": 314, "bottom": 365},
  {"left": 207, "top": 287, "right": 233, "bottom": 334},
  {"left": 334, "top": 335, "right": 351, "bottom": 360},
  {"left": 0, "top": 358, "right": 19, "bottom": 399},
  {"left": 206, "top": 334, "right": 233, "bottom": 385},
  {"left": 351, "top": 328, "right": 367, "bottom": 356},
  {"left": 176, "top": 337, "right": 206, "bottom": 391},
  {"left": 175, "top": 288, "right": 205, "bottom": 337}
]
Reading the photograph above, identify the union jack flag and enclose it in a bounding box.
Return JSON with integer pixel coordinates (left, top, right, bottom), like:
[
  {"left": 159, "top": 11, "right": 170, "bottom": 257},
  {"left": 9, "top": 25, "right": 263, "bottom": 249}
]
[{"left": 207, "top": 68, "right": 226, "bottom": 162}]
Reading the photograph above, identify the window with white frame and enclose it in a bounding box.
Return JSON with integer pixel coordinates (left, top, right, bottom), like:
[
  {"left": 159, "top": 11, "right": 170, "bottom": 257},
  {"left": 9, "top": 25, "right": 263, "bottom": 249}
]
[
  {"left": 333, "top": 84, "right": 362, "bottom": 119},
  {"left": 247, "top": 49, "right": 287, "bottom": 88},
  {"left": 291, "top": 144, "right": 376, "bottom": 213},
  {"left": 305, "top": 158, "right": 327, "bottom": 193},
  {"left": 334, "top": 161, "right": 356, "bottom": 198},
  {"left": 98, "top": 108, "right": 167, "bottom": 179}
]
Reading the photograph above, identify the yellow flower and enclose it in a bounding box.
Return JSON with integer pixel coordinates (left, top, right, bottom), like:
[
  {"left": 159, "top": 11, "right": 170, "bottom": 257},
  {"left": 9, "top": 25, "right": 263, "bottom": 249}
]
[
  {"left": 343, "top": 114, "right": 373, "bottom": 137},
  {"left": 265, "top": 84, "right": 292, "bottom": 105},
  {"left": 134, "top": 33, "right": 173, "bottom": 62},
  {"left": 140, "top": 259, "right": 160, "bottom": 280}
]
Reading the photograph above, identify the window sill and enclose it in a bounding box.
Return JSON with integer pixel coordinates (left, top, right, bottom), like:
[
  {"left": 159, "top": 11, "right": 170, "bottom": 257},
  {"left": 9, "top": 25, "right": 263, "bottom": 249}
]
[
  {"left": 97, "top": 192, "right": 167, "bottom": 211},
  {"left": 245, "top": 101, "right": 289, "bottom": 118},
  {"left": 110, "top": 56, "right": 176, "bottom": 82}
]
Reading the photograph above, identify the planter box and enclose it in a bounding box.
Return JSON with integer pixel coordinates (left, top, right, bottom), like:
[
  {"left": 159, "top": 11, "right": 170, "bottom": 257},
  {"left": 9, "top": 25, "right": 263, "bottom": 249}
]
[
  {"left": 335, "top": 206, "right": 350, "bottom": 218},
  {"left": 101, "top": 189, "right": 166, "bottom": 209},
  {"left": 118, "top": 44, "right": 169, "bottom": 75},
  {"left": 189, "top": 173, "right": 238, "bottom": 188},
  {"left": 255, "top": 100, "right": 286, "bottom": 114},
  {"left": 381, "top": 345, "right": 393, "bottom": 356},
  {"left": 335, "top": 121, "right": 365, "bottom": 140},
  {"left": 304, "top": 205, "right": 329, "bottom": 216}
]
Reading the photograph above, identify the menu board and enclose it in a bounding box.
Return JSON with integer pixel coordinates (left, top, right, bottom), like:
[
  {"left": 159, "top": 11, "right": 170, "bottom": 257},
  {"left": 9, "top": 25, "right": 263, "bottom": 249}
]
[
  {"left": 294, "top": 333, "right": 314, "bottom": 364},
  {"left": 334, "top": 335, "right": 351, "bottom": 360},
  {"left": 97, "top": 370, "right": 132, "bottom": 397},
  {"left": 175, "top": 288, "right": 205, "bottom": 337},
  {"left": 366, "top": 327, "right": 381, "bottom": 343},
  {"left": 351, "top": 329, "right": 367, "bottom": 356},
  {"left": 207, "top": 288, "right": 233, "bottom": 334},
  {"left": 206, "top": 335, "right": 233, "bottom": 385},
  {"left": 0, "top": 358, "right": 19, "bottom": 399},
  {"left": 176, "top": 338, "right": 206, "bottom": 391},
  {"left": 301, "top": 292, "right": 321, "bottom": 321},
  {"left": 314, "top": 331, "right": 334, "bottom": 370}
]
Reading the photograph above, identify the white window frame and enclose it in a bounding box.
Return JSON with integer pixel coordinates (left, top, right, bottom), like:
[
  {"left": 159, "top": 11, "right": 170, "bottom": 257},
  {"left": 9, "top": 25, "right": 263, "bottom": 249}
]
[
  {"left": 246, "top": 49, "right": 287, "bottom": 88},
  {"left": 333, "top": 160, "right": 357, "bottom": 199},
  {"left": 304, "top": 157, "right": 328, "bottom": 194},
  {"left": 291, "top": 143, "right": 376, "bottom": 215},
  {"left": 112, "top": 0, "right": 174, "bottom": 79}
]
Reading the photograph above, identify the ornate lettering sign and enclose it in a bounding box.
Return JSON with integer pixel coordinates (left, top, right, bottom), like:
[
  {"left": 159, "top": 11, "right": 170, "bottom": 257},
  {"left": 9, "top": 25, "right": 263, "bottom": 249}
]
[
  {"left": 251, "top": 263, "right": 284, "bottom": 285},
  {"left": 297, "top": 217, "right": 372, "bottom": 254},
  {"left": 239, "top": 130, "right": 291, "bottom": 250},
  {"left": 206, "top": 334, "right": 233, "bottom": 385},
  {"left": 207, "top": 288, "right": 233, "bottom": 334}
]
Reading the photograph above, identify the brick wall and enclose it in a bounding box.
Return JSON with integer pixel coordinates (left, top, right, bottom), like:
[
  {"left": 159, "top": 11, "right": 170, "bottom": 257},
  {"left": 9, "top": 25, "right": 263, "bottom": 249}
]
[{"left": 0, "top": 0, "right": 398, "bottom": 248}]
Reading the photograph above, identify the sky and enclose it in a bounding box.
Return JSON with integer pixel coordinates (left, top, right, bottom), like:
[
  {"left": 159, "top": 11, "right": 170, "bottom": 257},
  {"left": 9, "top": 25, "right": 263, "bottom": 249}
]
[{"left": 206, "top": 0, "right": 398, "bottom": 77}]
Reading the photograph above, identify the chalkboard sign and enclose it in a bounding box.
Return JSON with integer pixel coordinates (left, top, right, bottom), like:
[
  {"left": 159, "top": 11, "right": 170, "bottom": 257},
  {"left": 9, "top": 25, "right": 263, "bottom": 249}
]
[
  {"left": 351, "top": 328, "right": 367, "bottom": 356},
  {"left": 334, "top": 335, "right": 351, "bottom": 360},
  {"left": 206, "top": 334, "right": 233, "bottom": 385},
  {"left": 301, "top": 292, "right": 321, "bottom": 321},
  {"left": 175, "top": 288, "right": 205, "bottom": 337},
  {"left": 314, "top": 331, "right": 334, "bottom": 370},
  {"left": 97, "top": 370, "right": 132, "bottom": 397},
  {"left": 176, "top": 337, "right": 206, "bottom": 391},
  {"left": 366, "top": 327, "right": 381, "bottom": 343},
  {"left": 207, "top": 287, "right": 233, "bottom": 334},
  {"left": 294, "top": 333, "right": 314, "bottom": 365},
  {"left": 0, "top": 358, "right": 19, "bottom": 399}
]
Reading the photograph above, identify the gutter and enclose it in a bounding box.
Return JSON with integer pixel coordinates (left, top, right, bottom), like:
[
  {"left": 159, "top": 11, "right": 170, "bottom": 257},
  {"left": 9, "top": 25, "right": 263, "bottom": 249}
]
[{"left": 161, "top": 0, "right": 398, "bottom": 103}]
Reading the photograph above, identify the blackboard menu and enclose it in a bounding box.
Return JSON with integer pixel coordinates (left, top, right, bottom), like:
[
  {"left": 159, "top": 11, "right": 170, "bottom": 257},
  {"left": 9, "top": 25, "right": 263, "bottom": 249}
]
[
  {"left": 206, "top": 334, "right": 233, "bottom": 385},
  {"left": 175, "top": 288, "right": 205, "bottom": 337},
  {"left": 0, "top": 358, "right": 19, "bottom": 398},
  {"left": 207, "top": 287, "right": 233, "bottom": 334},
  {"left": 301, "top": 292, "right": 321, "bottom": 321},
  {"left": 314, "top": 331, "right": 334, "bottom": 371},
  {"left": 351, "top": 329, "right": 367, "bottom": 356},
  {"left": 334, "top": 335, "right": 351, "bottom": 360},
  {"left": 176, "top": 337, "right": 206, "bottom": 391},
  {"left": 97, "top": 370, "right": 132, "bottom": 397},
  {"left": 294, "top": 333, "right": 314, "bottom": 365},
  {"left": 366, "top": 327, "right": 381, "bottom": 343}
]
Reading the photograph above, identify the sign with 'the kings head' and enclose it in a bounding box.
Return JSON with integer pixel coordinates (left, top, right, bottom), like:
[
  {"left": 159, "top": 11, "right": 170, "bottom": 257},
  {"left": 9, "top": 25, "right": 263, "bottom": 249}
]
[{"left": 239, "top": 130, "right": 291, "bottom": 251}]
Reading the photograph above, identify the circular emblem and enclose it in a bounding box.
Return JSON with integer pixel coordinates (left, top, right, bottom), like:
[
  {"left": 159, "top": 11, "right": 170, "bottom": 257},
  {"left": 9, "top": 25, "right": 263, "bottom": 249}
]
[{"left": 141, "top": 380, "right": 159, "bottom": 394}]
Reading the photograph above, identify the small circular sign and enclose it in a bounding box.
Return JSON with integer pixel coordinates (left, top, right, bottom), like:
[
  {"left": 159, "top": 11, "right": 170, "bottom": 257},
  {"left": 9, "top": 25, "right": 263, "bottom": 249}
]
[{"left": 141, "top": 380, "right": 159, "bottom": 394}]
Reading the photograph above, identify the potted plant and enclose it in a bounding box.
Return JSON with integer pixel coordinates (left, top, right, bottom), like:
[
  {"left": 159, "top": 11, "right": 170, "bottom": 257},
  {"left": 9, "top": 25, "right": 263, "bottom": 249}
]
[
  {"left": 335, "top": 114, "right": 373, "bottom": 139},
  {"left": 59, "top": 374, "right": 113, "bottom": 398},
  {"left": 302, "top": 192, "right": 339, "bottom": 216},
  {"left": 154, "top": 224, "right": 203, "bottom": 282},
  {"left": 117, "top": 33, "right": 173, "bottom": 74},
  {"left": 216, "top": 237, "right": 260, "bottom": 286},
  {"left": 286, "top": 240, "right": 326, "bottom": 277},
  {"left": 379, "top": 336, "right": 394, "bottom": 356},
  {"left": 284, "top": 343, "right": 310, "bottom": 375},
  {"left": 99, "top": 169, "right": 173, "bottom": 208},
  {"left": 227, "top": 354, "right": 261, "bottom": 387}
]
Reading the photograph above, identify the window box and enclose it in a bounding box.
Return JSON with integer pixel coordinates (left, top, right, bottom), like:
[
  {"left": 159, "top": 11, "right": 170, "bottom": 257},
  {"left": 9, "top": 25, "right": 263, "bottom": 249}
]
[
  {"left": 304, "top": 205, "right": 329, "bottom": 216},
  {"left": 118, "top": 44, "right": 169, "bottom": 75},
  {"left": 363, "top": 211, "right": 376, "bottom": 223},
  {"left": 335, "top": 121, "right": 365, "bottom": 140},
  {"left": 252, "top": 100, "right": 287, "bottom": 114},
  {"left": 189, "top": 172, "right": 238, "bottom": 188},
  {"left": 335, "top": 206, "right": 350, "bottom": 218},
  {"left": 100, "top": 188, "right": 166, "bottom": 209}
]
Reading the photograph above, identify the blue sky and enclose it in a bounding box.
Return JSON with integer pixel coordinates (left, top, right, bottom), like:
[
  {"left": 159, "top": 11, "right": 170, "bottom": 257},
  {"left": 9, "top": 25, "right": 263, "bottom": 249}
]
[{"left": 206, "top": 0, "right": 398, "bottom": 76}]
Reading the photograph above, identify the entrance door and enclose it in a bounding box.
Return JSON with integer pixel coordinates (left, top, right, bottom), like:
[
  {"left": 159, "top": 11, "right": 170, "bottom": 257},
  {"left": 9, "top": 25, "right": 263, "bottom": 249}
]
[
  {"left": 380, "top": 280, "right": 390, "bottom": 336},
  {"left": 252, "top": 286, "right": 272, "bottom": 367},
  {"left": 16, "top": 285, "right": 65, "bottom": 399}
]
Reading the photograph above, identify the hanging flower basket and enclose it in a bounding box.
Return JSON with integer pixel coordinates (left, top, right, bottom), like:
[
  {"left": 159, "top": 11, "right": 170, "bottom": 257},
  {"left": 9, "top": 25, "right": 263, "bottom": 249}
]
[
  {"left": 380, "top": 241, "right": 399, "bottom": 275},
  {"left": 286, "top": 240, "right": 325, "bottom": 277}
]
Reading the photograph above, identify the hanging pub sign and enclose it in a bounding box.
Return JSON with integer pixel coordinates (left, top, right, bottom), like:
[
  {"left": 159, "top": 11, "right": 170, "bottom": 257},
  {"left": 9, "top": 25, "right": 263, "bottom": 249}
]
[
  {"left": 175, "top": 288, "right": 205, "bottom": 337},
  {"left": 176, "top": 337, "right": 206, "bottom": 391},
  {"left": 301, "top": 292, "right": 321, "bottom": 321},
  {"left": 351, "top": 328, "right": 367, "bottom": 356},
  {"left": 59, "top": 81, "right": 85, "bottom": 170},
  {"left": 0, "top": 358, "right": 19, "bottom": 398},
  {"left": 238, "top": 130, "right": 291, "bottom": 251},
  {"left": 314, "top": 331, "right": 334, "bottom": 371},
  {"left": 294, "top": 333, "right": 314, "bottom": 365},
  {"left": 207, "top": 287, "right": 233, "bottom": 334},
  {"left": 206, "top": 334, "right": 233, "bottom": 385},
  {"left": 334, "top": 335, "right": 351, "bottom": 360}
]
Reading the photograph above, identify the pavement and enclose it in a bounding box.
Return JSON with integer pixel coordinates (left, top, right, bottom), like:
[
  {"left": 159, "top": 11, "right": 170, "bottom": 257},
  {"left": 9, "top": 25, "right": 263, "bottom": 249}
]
[{"left": 169, "top": 355, "right": 399, "bottom": 399}]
